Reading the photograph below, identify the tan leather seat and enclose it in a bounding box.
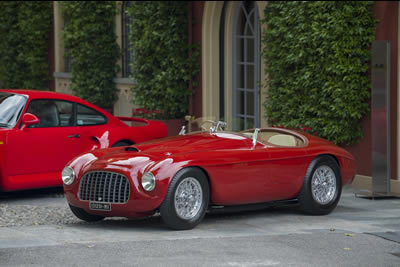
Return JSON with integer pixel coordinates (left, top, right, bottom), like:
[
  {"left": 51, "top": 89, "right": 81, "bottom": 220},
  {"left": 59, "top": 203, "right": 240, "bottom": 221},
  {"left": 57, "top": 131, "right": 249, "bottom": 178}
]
[{"left": 268, "top": 134, "right": 297, "bottom": 147}]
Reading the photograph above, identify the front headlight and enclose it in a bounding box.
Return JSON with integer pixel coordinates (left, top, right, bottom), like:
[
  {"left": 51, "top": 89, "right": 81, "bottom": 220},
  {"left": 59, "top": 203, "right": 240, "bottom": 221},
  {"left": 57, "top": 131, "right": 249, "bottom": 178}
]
[
  {"left": 62, "top": 166, "right": 75, "bottom": 185},
  {"left": 141, "top": 172, "right": 155, "bottom": 191}
]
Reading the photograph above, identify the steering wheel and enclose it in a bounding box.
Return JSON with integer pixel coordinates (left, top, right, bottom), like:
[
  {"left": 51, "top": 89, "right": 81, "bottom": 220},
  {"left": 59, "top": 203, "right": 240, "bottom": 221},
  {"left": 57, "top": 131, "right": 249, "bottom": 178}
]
[
  {"left": 200, "top": 120, "right": 227, "bottom": 132},
  {"left": 200, "top": 120, "right": 216, "bottom": 132}
]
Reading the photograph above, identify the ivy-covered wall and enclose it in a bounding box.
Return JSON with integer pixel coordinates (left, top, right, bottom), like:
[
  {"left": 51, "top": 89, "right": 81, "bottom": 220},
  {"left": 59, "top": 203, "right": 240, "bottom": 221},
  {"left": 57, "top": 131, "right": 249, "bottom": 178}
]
[
  {"left": 127, "top": 1, "right": 199, "bottom": 119},
  {"left": 61, "top": 1, "right": 120, "bottom": 109},
  {"left": 0, "top": 1, "right": 52, "bottom": 90},
  {"left": 262, "top": 1, "right": 376, "bottom": 145}
]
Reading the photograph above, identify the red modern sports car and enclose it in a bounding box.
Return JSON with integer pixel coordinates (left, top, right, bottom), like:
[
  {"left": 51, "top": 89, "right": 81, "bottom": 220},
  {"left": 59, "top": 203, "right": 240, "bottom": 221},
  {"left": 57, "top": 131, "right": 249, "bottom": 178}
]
[
  {"left": 0, "top": 89, "right": 167, "bottom": 192},
  {"left": 63, "top": 121, "right": 356, "bottom": 230}
]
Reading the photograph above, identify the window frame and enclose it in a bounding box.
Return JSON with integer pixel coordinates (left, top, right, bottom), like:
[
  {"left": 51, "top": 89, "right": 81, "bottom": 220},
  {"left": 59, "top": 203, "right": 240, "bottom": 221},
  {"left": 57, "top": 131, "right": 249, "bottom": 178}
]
[
  {"left": 25, "top": 99, "right": 76, "bottom": 128},
  {"left": 232, "top": 1, "right": 261, "bottom": 131},
  {"left": 76, "top": 103, "right": 108, "bottom": 127},
  {"left": 0, "top": 92, "right": 28, "bottom": 129}
]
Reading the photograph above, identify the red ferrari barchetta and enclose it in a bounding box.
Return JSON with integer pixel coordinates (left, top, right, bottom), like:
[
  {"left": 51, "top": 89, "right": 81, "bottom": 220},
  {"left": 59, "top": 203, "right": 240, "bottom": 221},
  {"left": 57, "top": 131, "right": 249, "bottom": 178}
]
[
  {"left": 63, "top": 121, "right": 356, "bottom": 230},
  {"left": 0, "top": 89, "right": 167, "bottom": 192}
]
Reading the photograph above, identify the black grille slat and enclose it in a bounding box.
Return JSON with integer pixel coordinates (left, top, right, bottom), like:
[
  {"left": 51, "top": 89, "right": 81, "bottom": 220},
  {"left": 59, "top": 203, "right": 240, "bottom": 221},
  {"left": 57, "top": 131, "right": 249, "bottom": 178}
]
[
  {"left": 107, "top": 173, "right": 112, "bottom": 202},
  {"left": 113, "top": 175, "right": 118, "bottom": 203},
  {"left": 88, "top": 173, "right": 92, "bottom": 201},
  {"left": 123, "top": 182, "right": 128, "bottom": 202},
  {"left": 79, "top": 171, "right": 130, "bottom": 203},
  {"left": 118, "top": 177, "right": 123, "bottom": 202},
  {"left": 93, "top": 173, "right": 99, "bottom": 201},
  {"left": 103, "top": 172, "right": 109, "bottom": 202},
  {"left": 84, "top": 173, "right": 90, "bottom": 199}
]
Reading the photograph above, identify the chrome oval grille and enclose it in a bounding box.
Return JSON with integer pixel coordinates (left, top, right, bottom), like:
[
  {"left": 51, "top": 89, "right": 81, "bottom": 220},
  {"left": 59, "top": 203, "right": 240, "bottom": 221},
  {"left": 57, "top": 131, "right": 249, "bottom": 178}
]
[{"left": 79, "top": 171, "right": 130, "bottom": 203}]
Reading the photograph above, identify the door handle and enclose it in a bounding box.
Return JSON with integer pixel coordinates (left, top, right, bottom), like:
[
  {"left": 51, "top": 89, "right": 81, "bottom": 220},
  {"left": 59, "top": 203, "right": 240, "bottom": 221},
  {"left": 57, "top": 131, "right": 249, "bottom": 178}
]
[{"left": 68, "top": 134, "right": 80, "bottom": 138}]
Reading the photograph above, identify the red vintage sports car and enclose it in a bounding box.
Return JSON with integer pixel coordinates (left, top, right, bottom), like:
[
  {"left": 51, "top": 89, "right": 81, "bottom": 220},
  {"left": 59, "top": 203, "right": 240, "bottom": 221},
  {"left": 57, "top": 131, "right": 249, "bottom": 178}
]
[
  {"left": 63, "top": 121, "right": 356, "bottom": 230},
  {"left": 0, "top": 89, "right": 167, "bottom": 192}
]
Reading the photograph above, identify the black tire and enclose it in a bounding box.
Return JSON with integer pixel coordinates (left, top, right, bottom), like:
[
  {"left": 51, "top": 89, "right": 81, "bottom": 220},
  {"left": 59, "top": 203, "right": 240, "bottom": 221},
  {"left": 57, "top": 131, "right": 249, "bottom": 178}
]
[
  {"left": 160, "top": 167, "right": 210, "bottom": 230},
  {"left": 69, "top": 205, "right": 105, "bottom": 222},
  {"left": 298, "top": 155, "right": 342, "bottom": 215},
  {"left": 112, "top": 141, "right": 133, "bottom": 147}
]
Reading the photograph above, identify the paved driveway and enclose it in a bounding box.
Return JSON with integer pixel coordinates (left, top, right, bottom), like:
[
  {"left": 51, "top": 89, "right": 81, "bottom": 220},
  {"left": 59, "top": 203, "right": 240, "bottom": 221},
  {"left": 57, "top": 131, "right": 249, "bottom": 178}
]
[{"left": 1, "top": 186, "right": 400, "bottom": 266}]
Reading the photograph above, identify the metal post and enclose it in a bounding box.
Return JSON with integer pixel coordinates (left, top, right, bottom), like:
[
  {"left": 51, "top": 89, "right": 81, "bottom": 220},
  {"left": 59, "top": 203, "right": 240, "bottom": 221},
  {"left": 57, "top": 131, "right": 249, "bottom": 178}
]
[{"left": 371, "top": 40, "right": 391, "bottom": 195}]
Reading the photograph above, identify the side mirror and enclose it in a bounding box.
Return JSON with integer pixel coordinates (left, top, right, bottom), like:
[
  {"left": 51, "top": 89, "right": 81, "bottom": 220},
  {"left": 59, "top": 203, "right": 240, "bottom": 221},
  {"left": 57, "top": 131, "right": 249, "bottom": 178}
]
[{"left": 21, "top": 113, "right": 39, "bottom": 130}]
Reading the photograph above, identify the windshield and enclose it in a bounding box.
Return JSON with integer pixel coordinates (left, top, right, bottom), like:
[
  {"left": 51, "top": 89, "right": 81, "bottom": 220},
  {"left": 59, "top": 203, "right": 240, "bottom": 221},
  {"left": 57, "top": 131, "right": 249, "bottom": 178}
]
[{"left": 0, "top": 92, "right": 28, "bottom": 128}]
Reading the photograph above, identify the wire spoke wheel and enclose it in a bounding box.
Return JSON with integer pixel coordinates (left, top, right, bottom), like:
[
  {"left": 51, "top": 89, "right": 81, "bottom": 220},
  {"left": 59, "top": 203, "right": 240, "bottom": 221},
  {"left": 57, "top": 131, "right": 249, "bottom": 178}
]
[
  {"left": 298, "top": 156, "right": 342, "bottom": 215},
  {"left": 174, "top": 177, "right": 203, "bottom": 220},
  {"left": 311, "top": 166, "right": 337, "bottom": 205},
  {"left": 160, "top": 168, "right": 209, "bottom": 230}
]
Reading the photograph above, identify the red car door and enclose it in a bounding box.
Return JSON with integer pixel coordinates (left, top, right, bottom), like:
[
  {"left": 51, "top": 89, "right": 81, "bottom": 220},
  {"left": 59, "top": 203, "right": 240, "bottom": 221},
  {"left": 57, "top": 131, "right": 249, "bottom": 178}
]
[
  {"left": 7, "top": 99, "right": 81, "bottom": 176},
  {"left": 75, "top": 103, "right": 110, "bottom": 151},
  {"left": 204, "top": 144, "right": 273, "bottom": 205},
  {"left": 219, "top": 145, "right": 307, "bottom": 203},
  {"left": 266, "top": 146, "right": 308, "bottom": 200}
]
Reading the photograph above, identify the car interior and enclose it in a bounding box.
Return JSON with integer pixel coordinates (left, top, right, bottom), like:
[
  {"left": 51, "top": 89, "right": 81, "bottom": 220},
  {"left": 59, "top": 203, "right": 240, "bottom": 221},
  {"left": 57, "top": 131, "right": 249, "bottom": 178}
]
[
  {"left": 27, "top": 102, "right": 60, "bottom": 128},
  {"left": 241, "top": 129, "right": 306, "bottom": 147}
]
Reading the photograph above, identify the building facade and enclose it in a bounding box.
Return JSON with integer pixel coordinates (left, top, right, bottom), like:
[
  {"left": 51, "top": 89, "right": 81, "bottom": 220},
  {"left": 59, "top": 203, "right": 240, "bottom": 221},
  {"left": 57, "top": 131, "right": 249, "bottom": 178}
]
[{"left": 50, "top": 1, "right": 400, "bottom": 194}]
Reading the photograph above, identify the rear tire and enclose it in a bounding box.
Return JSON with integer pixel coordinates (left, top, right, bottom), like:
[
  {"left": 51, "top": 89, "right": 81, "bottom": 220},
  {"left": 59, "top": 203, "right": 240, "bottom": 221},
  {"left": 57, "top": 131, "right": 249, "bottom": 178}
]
[
  {"left": 160, "top": 168, "right": 209, "bottom": 230},
  {"left": 298, "top": 156, "right": 342, "bottom": 215},
  {"left": 69, "top": 205, "right": 105, "bottom": 222}
]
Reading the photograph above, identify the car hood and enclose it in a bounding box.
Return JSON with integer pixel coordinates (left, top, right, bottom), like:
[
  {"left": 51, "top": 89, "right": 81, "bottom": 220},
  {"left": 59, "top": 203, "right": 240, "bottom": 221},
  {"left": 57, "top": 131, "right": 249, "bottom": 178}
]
[
  {"left": 134, "top": 132, "right": 252, "bottom": 156},
  {"left": 72, "top": 148, "right": 161, "bottom": 176},
  {"left": 80, "top": 132, "right": 252, "bottom": 168}
]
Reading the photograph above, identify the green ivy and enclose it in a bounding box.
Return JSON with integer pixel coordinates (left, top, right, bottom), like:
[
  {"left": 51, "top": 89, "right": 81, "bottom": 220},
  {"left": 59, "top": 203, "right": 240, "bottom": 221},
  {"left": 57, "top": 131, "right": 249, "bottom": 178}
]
[
  {"left": 0, "top": 1, "right": 52, "bottom": 90},
  {"left": 61, "top": 1, "right": 120, "bottom": 109},
  {"left": 262, "top": 1, "right": 376, "bottom": 145},
  {"left": 127, "top": 1, "right": 199, "bottom": 119}
]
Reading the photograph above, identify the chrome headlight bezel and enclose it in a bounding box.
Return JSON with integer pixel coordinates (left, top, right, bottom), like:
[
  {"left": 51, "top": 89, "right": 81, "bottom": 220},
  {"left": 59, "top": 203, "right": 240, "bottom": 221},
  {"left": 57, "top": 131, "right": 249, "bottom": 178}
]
[
  {"left": 141, "top": 172, "right": 156, "bottom": 191},
  {"left": 62, "top": 166, "right": 75, "bottom": 185}
]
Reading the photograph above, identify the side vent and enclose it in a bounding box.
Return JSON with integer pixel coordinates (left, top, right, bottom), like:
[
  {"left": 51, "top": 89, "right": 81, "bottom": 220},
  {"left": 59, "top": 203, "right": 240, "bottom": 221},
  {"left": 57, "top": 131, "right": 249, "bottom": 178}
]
[{"left": 125, "top": 147, "right": 139, "bottom": 152}]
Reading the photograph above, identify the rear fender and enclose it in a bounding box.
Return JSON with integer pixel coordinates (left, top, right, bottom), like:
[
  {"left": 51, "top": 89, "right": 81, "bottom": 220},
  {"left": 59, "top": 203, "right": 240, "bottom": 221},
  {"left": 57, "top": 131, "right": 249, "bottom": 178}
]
[{"left": 117, "top": 117, "right": 168, "bottom": 140}]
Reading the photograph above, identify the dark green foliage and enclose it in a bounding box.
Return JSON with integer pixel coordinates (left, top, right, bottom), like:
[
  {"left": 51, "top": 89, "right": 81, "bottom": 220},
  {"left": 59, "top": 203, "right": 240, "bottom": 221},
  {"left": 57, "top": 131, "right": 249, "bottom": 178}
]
[
  {"left": 262, "top": 1, "right": 376, "bottom": 144},
  {"left": 127, "top": 1, "right": 199, "bottom": 119},
  {"left": 0, "top": 1, "right": 52, "bottom": 89},
  {"left": 61, "top": 1, "right": 120, "bottom": 108}
]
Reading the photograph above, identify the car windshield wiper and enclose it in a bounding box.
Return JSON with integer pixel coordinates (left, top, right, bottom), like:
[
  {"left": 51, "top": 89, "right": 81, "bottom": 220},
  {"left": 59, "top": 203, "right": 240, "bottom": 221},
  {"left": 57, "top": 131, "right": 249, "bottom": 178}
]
[{"left": 0, "top": 123, "right": 10, "bottom": 128}]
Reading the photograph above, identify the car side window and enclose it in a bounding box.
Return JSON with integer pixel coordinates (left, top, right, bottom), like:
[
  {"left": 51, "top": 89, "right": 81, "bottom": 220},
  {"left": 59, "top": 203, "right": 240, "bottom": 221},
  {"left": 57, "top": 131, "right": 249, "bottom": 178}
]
[
  {"left": 26, "top": 100, "right": 73, "bottom": 128},
  {"left": 76, "top": 104, "right": 107, "bottom": 126}
]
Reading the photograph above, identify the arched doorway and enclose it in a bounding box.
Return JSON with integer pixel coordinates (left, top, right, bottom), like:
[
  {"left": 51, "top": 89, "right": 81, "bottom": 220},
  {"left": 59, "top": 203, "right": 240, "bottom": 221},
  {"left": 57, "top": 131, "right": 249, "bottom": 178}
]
[
  {"left": 202, "top": 1, "right": 265, "bottom": 131},
  {"left": 232, "top": 1, "right": 260, "bottom": 131}
]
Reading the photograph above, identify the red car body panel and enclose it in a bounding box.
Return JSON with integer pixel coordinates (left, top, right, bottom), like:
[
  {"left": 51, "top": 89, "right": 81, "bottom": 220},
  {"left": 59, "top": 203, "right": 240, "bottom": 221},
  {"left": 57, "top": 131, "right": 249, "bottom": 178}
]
[
  {"left": 64, "top": 129, "right": 356, "bottom": 218},
  {"left": 0, "top": 89, "right": 167, "bottom": 192}
]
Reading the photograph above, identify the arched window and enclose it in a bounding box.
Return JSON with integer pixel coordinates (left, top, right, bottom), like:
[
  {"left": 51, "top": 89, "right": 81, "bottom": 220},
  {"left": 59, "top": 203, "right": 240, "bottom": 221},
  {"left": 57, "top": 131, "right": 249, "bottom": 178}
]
[
  {"left": 232, "top": 1, "right": 260, "bottom": 131},
  {"left": 121, "top": 1, "right": 133, "bottom": 78}
]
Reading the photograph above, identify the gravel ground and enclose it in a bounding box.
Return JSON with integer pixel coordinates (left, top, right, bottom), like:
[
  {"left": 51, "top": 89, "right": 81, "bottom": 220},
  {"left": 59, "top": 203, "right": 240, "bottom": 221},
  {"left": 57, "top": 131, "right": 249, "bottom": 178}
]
[
  {"left": 0, "top": 202, "right": 140, "bottom": 228},
  {"left": 0, "top": 191, "right": 84, "bottom": 227},
  {"left": 0, "top": 191, "right": 150, "bottom": 228},
  {"left": 0, "top": 204, "right": 80, "bottom": 227}
]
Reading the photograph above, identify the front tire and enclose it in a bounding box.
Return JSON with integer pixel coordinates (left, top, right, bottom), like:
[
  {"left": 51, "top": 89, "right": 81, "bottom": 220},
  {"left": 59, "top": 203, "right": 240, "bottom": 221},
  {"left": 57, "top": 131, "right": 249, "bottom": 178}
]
[
  {"left": 69, "top": 205, "right": 105, "bottom": 222},
  {"left": 298, "top": 156, "right": 342, "bottom": 215},
  {"left": 160, "top": 168, "right": 209, "bottom": 230}
]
